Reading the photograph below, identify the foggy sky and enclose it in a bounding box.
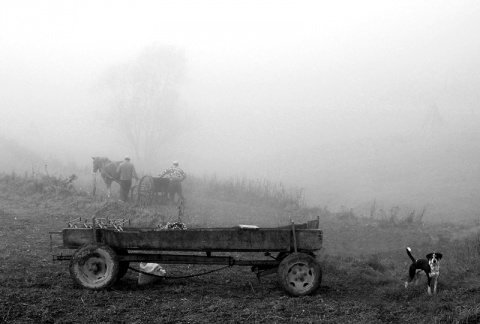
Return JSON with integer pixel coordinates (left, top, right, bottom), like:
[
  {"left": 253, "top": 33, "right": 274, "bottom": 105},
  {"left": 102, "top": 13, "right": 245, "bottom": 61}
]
[{"left": 1, "top": 0, "right": 480, "bottom": 220}]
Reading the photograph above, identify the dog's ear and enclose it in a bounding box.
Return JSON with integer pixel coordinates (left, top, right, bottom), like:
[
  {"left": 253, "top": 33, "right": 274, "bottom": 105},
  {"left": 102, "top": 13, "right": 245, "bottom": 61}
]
[
  {"left": 435, "top": 253, "right": 443, "bottom": 260},
  {"left": 426, "top": 253, "right": 433, "bottom": 259}
]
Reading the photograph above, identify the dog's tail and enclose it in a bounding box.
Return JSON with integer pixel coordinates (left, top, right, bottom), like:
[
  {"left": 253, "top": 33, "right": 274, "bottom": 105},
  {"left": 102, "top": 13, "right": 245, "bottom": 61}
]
[{"left": 406, "top": 247, "right": 416, "bottom": 263}]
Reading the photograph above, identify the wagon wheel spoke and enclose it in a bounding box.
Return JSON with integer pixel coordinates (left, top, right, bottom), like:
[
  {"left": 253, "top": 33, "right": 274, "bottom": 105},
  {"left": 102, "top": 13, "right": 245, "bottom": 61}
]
[{"left": 136, "top": 175, "right": 155, "bottom": 206}]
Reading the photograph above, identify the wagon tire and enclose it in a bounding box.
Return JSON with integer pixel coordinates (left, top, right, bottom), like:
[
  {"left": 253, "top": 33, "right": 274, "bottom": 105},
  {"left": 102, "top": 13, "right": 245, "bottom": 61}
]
[
  {"left": 278, "top": 252, "right": 322, "bottom": 297},
  {"left": 115, "top": 249, "right": 130, "bottom": 281},
  {"left": 69, "top": 243, "right": 119, "bottom": 290}
]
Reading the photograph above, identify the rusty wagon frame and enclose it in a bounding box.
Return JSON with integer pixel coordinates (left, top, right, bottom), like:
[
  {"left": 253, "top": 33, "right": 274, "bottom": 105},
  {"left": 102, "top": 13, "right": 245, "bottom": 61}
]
[{"left": 51, "top": 216, "right": 323, "bottom": 297}]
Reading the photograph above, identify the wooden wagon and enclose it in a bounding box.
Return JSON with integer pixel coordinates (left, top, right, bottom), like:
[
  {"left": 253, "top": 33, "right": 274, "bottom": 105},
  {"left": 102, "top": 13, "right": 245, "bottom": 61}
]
[
  {"left": 131, "top": 175, "right": 170, "bottom": 205},
  {"left": 51, "top": 217, "right": 323, "bottom": 296}
]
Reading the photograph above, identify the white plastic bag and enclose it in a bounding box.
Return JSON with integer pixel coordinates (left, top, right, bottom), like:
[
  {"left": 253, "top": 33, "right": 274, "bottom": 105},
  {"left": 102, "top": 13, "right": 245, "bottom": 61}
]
[{"left": 138, "top": 262, "right": 166, "bottom": 285}]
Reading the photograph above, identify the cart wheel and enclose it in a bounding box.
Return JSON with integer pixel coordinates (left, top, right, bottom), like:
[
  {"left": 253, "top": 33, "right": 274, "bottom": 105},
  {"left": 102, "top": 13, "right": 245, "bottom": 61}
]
[
  {"left": 136, "top": 175, "right": 155, "bottom": 206},
  {"left": 69, "top": 243, "right": 119, "bottom": 290},
  {"left": 278, "top": 252, "right": 322, "bottom": 297},
  {"left": 115, "top": 248, "right": 130, "bottom": 281}
]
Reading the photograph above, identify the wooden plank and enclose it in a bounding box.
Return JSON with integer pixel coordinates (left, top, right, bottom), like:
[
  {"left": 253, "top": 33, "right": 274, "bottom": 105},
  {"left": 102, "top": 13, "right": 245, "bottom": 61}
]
[
  {"left": 62, "top": 228, "right": 94, "bottom": 247},
  {"left": 62, "top": 227, "right": 322, "bottom": 252}
]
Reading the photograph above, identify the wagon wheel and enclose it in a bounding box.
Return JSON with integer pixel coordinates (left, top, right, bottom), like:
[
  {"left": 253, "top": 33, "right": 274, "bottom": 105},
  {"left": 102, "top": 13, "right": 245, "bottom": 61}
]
[
  {"left": 277, "top": 252, "right": 322, "bottom": 297},
  {"left": 115, "top": 248, "right": 129, "bottom": 281},
  {"left": 69, "top": 243, "right": 119, "bottom": 290},
  {"left": 136, "top": 175, "right": 155, "bottom": 206}
]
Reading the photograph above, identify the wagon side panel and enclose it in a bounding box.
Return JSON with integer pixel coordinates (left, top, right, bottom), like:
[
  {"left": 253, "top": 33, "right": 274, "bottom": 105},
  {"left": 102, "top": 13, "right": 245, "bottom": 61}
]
[
  {"left": 295, "top": 229, "right": 323, "bottom": 252},
  {"left": 61, "top": 228, "right": 322, "bottom": 253},
  {"left": 62, "top": 228, "right": 94, "bottom": 248},
  {"left": 101, "top": 229, "right": 292, "bottom": 252}
]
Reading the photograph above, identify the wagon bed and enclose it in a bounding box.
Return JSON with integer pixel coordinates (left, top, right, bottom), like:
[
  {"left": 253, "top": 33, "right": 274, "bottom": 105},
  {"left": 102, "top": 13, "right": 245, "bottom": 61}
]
[
  {"left": 61, "top": 226, "right": 322, "bottom": 252},
  {"left": 52, "top": 217, "right": 323, "bottom": 296}
]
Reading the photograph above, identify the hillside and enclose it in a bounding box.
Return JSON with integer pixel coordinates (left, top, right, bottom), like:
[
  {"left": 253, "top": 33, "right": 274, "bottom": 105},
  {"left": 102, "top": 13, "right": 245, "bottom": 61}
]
[
  {"left": 1, "top": 173, "right": 480, "bottom": 323},
  {"left": 2, "top": 117, "right": 480, "bottom": 224},
  {"left": 277, "top": 119, "right": 480, "bottom": 223}
]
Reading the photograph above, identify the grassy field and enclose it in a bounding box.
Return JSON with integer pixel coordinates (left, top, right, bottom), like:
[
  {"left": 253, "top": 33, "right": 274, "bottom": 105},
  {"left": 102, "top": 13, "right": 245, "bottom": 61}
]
[{"left": 1, "top": 172, "right": 480, "bottom": 323}]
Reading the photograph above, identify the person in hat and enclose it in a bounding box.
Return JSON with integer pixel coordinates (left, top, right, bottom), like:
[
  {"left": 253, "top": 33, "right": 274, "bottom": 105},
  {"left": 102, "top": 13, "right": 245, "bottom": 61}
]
[
  {"left": 117, "top": 156, "right": 139, "bottom": 202},
  {"left": 159, "top": 161, "right": 187, "bottom": 203}
]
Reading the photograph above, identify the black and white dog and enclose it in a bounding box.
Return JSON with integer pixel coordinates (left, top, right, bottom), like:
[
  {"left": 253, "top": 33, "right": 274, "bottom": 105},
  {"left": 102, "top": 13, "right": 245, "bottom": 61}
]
[{"left": 405, "top": 247, "right": 443, "bottom": 295}]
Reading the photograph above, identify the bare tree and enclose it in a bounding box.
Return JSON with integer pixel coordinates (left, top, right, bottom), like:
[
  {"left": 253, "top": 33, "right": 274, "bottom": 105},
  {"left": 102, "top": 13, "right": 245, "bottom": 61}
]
[{"left": 97, "top": 45, "right": 186, "bottom": 169}]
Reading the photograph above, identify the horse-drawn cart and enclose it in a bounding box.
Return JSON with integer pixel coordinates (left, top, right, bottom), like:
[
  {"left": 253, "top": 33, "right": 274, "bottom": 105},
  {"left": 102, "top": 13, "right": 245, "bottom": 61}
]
[
  {"left": 51, "top": 217, "right": 323, "bottom": 296},
  {"left": 131, "top": 175, "right": 170, "bottom": 205},
  {"left": 92, "top": 157, "right": 170, "bottom": 205}
]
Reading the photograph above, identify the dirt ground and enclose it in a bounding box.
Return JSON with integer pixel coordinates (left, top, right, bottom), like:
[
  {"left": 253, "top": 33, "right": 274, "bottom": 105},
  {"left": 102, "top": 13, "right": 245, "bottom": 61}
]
[{"left": 1, "top": 180, "right": 480, "bottom": 323}]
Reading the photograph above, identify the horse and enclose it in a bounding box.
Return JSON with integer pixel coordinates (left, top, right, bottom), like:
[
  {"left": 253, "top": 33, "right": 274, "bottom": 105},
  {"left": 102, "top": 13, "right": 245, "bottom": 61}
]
[{"left": 92, "top": 157, "right": 122, "bottom": 197}]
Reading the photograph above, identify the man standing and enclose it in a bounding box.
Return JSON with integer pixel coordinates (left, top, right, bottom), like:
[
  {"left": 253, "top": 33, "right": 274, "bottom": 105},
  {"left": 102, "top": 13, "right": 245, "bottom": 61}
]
[
  {"left": 159, "top": 161, "right": 187, "bottom": 203},
  {"left": 117, "top": 156, "right": 138, "bottom": 202}
]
